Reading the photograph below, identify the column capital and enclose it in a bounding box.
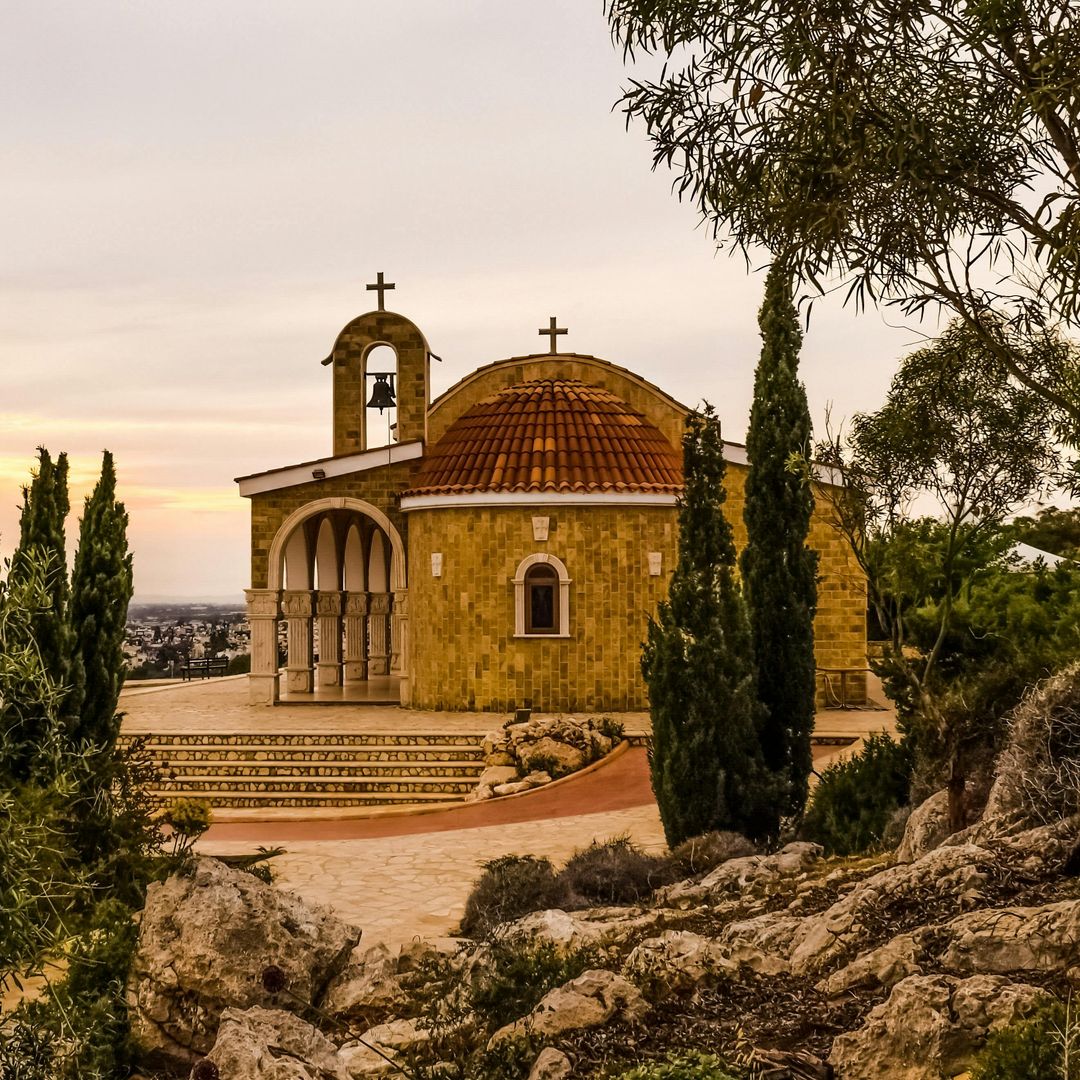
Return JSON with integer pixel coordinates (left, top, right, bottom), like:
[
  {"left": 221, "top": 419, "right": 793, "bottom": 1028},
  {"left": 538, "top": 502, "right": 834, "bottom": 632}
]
[
  {"left": 245, "top": 588, "right": 282, "bottom": 619},
  {"left": 316, "top": 591, "right": 344, "bottom": 617},
  {"left": 369, "top": 592, "right": 392, "bottom": 615},
  {"left": 345, "top": 592, "right": 370, "bottom": 616},
  {"left": 282, "top": 589, "right": 316, "bottom": 618}
]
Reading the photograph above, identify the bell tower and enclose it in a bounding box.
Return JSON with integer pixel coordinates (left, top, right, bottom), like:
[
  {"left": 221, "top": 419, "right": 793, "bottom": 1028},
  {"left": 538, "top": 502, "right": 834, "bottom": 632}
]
[{"left": 323, "top": 273, "right": 431, "bottom": 455}]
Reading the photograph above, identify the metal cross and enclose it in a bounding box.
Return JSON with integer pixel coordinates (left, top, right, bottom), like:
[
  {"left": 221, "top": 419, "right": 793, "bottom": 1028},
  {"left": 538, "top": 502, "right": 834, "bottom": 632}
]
[
  {"left": 538, "top": 316, "right": 567, "bottom": 353},
  {"left": 366, "top": 272, "right": 396, "bottom": 311}
]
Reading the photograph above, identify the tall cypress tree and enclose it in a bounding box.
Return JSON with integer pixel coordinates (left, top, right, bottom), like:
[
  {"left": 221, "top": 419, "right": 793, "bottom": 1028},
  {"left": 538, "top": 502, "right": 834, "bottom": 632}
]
[
  {"left": 9, "top": 448, "right": 73, "bottom": 697},
  {"left": 69, "top": 451, "right": 134, "bottom": 748},
  {"left": 741, "top": 264, "right": 819, "bottom": 818},
  {"left": 643, "top": 405, "right": 778, "bottom": 846}
]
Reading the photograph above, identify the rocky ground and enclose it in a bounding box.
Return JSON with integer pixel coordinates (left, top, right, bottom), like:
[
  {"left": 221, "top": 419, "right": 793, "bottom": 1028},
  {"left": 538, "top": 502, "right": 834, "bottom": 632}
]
[{"left": 125, "top": 779, "right": 1080, "bottom": 1080}]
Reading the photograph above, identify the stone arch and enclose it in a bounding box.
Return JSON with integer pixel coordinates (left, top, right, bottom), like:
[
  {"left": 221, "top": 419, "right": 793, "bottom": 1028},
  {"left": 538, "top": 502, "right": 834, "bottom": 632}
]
[
  {"left": 314, "top": 517, "right": 341, "bottom": 591},
  {"left": 343, "top": 523, "right": 366, "bottom": 592},
  {"left": 267, "top": 497, "right": 406, "bottom": 592}
]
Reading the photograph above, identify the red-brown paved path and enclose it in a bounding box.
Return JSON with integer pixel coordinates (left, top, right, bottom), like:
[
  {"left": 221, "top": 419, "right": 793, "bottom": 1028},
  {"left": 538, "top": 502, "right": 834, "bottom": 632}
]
[{"left": 202, "top": 740, "right": 848, "bottom": 845}]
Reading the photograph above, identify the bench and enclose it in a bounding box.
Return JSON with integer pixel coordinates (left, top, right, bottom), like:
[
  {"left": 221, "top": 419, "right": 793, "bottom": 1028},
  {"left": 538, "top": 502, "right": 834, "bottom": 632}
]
[{"left": 181, "top": 657, "right": 229, "bottom": 680}]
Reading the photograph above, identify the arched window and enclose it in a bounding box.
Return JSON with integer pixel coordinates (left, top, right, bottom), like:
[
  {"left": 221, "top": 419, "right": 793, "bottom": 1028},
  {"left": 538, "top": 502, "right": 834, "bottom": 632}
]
[{"left": 513, "top": 554, "right": 571, "bottom": 637}]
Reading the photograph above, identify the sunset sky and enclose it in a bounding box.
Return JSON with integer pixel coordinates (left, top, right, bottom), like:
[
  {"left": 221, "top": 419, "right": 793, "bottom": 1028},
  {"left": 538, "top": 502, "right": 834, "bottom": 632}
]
[{"left": 3, "top": 1, "right": 927, "bottom": 598}]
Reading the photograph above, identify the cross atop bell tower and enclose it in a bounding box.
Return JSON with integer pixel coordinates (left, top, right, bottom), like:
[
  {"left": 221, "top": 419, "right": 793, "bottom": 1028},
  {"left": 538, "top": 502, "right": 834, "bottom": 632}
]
[{"left": 366, "top": 272, "right": 395, "bottom": 312}]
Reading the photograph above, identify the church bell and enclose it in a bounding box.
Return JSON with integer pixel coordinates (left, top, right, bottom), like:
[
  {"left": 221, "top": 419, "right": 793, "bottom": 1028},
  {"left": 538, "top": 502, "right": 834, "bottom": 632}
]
[{"left": 366, "top": 372, "right": 397, "bottom": 413}]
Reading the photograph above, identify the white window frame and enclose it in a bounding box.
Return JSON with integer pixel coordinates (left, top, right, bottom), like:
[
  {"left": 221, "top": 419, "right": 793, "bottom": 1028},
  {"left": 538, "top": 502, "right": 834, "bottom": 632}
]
[{"left": 513, "top": 553, "right": 571, "bottom": 638}]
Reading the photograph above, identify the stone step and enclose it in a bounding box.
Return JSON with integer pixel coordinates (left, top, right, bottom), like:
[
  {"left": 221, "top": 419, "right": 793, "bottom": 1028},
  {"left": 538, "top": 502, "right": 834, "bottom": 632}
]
[
  {"left": 154, "top": 775, "right": 476, "bottom": 795},
  {"left": 155, "top": 761, "right": 484, "bottom": 779},
  {"left": 121, "top": 732, "right": 488, "bottom": 749},
  {"left": 140, "top": 746, "right": 485, "bottom": 764},
  {"left": 151, "top": 790, "right": 464, "bottom": 808}
]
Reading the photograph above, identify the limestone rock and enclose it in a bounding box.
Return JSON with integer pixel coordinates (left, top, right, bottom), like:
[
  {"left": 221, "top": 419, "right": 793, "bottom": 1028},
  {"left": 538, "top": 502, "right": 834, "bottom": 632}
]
[
  {"left": 489, "top": 969, "right": 648, "bottom": 1047},
  {"left": 339, "top": 1018, "right": 428, "bottom": 1078},
  {"left": 896, "top": 790, "right": 951, "bottom": 863},
  {"left": 829, "top": 974, "right": 1051, "bottom": 1080},
  {"left": 789, "top": 843, "right": 992, "bottom": 976},
  {"left": 528, "top": 1047, "right": 573, "bottom": 1080},
  {"left": 519, "top": 736, "right": 586, "bottom": 777},
  {"left": 716, "top": 911, "right": 802, "bottom": 976},
  {"left": 816, "top": 934, "right": 923, "bottom": 998},
  {"left": 199, "top": 1006, "right": 351, "bottom": 1080},
  {"left": 322, "top": 943, "right": 406, "bottom": 1023},
  {"left": 499, "top": 906, "right": 662, "bottom": 952},
  {"left": 940, "top": 899, "right": 1080, "bottom": 978},
  {"left": 127, "top": 857, "right": 360, "bottom": 1069},
  {"left": 493, "top": 780, "right": 532, "bottom": 796},
  {"left": 523, "top": 770, "right": 553, "bottom": 787},
  {"left": 478, "top": 765, "right": 519, "bottom": 788},
  {"left": 464, "top": 784, "right": 495, "bottom": 802},
  {"left": 622, "top": 930, "right": 735, "bottom": 992}
]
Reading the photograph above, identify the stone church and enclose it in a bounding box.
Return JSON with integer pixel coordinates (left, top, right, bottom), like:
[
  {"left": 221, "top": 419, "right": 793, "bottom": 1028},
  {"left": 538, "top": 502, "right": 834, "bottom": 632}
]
[{"left": 238, "top": 279, "right": 867, "bottom": 711}]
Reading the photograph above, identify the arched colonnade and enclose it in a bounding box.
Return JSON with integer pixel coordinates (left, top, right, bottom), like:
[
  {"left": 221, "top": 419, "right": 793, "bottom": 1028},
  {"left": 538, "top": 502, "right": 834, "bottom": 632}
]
[{"left": 245, "top": 497, "right": 408, "bottom": 704}]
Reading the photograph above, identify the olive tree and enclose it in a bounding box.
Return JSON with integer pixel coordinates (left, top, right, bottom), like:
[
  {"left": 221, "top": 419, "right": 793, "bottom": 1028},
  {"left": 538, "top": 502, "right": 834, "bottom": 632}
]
[{"left": 607, "top": 0, "right": 1080, "bottom": 432}]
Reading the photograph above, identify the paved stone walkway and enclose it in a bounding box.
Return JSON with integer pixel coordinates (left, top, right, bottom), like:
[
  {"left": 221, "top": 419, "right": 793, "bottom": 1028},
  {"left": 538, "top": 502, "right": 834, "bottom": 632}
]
[{"left": 128, "top": 677, "right": 897, "bottom": 947}]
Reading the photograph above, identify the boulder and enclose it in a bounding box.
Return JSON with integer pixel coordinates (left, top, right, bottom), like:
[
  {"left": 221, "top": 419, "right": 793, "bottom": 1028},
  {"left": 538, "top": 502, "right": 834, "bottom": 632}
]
[
  {"left": 896, "top": 790, "right": 951, "bottom": 863},
  {"left": 523, "top": 771, "right": 553, "bottom": 787},
  {"left": 464, "top": 784, "right": 495, "bottom": 802},
  {"left": 622, "top": 930, "right": 735, "bottom": 992},
  {"left": 489, "top": 969, "right": 648, "bottom": 1046},
  {"left": 498, "top": 907, "right": 662, "bottom": 952},
  {"left": 322, "top": 943, "right": 406, "bottom": 1023},
  {"left": 478, "top": 765, "right": 519, "bottom": 788},
  {"left": 829, "top": 974, "right": 1052, "bottom": 1080},
  {"left": 716, "top": 911, "right": 802, "bottom": 976},
  {"left": 528, "top": 1047, "right": 573, "bottom": 1080},
  {"left": 127, "top": 857, "right": 360, "bottom": 1069},
  {"left": 519, "top": 736, "right": 586, "bottom": 777},
  {"left": 198, "top": 1006, "right": 351, "bottom": 1080},
  {"left": 338, "top": 1018, "right": 428, "bottom": 1078}
]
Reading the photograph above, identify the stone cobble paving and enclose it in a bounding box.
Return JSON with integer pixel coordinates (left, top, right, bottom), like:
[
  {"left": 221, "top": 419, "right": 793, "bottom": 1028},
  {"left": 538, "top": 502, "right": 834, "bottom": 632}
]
[{"left": 197, "top": 804, "right": 667, "bottom": 946}]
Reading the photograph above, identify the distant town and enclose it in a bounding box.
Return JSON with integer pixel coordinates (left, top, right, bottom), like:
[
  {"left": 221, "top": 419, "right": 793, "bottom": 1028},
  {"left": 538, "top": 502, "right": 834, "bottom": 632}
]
[{"left": 124, "top": 601, "right": 253, "bottom": 679}]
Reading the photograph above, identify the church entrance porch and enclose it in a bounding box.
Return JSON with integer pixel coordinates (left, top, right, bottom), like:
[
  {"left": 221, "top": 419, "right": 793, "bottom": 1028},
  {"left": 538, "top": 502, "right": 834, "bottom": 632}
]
[
  {"left": 278, "top": 675, "right": 402, "bottom": 706},
  {"left": 246, "top": 497, "right": 408, "bottom": 706}
]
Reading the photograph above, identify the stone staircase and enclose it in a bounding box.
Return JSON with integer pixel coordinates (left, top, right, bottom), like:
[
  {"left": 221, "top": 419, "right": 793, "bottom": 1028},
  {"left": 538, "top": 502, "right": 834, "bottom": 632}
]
[{"left": 122, "top": 732, "right": 487, "bottom": 810}]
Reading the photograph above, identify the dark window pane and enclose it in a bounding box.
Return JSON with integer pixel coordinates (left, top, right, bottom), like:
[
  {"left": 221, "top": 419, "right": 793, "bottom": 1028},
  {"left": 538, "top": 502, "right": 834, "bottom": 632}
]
[{"left": 529, "top": 584, "right": 555, "bottom": 631}]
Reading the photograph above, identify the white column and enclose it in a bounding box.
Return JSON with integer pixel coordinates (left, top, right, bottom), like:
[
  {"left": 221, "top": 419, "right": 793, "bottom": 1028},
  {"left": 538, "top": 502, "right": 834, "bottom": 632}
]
[
  {"left": 344, "top": 592, "right": 369, "bottom": 682},
  {"left": 282, "top": 589, "right": 316, "bottom": 693},
  {"left": 245, "top": 588, "right": 281, "bottom": 706},
  {"left": 316, "top": 590, "right": 344, "bottom": 688},
  {"left": 391, "top": 588, "right": 409, "bottom": 676},
  {"left": 368, "top": 593, "right": 391, "bottom": 676}
]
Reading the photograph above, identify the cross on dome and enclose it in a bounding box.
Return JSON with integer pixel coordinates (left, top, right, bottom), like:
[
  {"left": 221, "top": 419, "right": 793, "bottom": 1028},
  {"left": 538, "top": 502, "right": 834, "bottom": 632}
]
[
  {"left": 538, "top": 316, "right": 567, "bottom": 353},
  {"left": 366, "top": 272, "right": 396, "bottom": 311}
]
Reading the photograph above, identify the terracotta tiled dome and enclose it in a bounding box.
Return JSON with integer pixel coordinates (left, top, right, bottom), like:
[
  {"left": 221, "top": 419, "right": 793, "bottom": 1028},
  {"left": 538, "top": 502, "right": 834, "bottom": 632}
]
[{"left": 407, "top": 379, "right": 683, "bottom": 495}]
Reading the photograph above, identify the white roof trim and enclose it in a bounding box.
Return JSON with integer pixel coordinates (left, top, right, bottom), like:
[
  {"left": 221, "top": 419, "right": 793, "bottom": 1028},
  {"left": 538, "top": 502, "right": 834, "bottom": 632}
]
[
  {"left": 401, "top": 491, "right": 679, "bottom": 511},
  {"left": 237, "top": 441, "right": 424, "bottom": 497}
]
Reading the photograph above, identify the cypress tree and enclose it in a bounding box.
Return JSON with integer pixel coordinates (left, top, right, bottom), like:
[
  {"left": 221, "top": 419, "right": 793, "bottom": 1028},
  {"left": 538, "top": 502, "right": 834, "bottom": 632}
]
[
  {"left": 643, "top": 405, "right": 778, "bottom": 846},
  {"left": 741, "top": 264, "right": 819, "bottom": 818},
  {"left": 9, "top": 448, "right": 73, "bottom": 696},
  {"left": 68, "top": 451, "right": 134, "bottom": 749}
]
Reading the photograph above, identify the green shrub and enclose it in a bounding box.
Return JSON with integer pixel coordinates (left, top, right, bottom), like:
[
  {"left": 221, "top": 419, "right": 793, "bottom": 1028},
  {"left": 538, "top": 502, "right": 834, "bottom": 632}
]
[
  {"left": 613, "top": 1050, "right": 740, "bottom": 1079},
  {"left": 971, "top": 1000, "right": 1070, "bottom": 1080},
  {"left": 558, "top": 837, "right": 673, "bottom": 906},
  {"left": 460, "top": 855, "right": 569, "bottom": 938},
  {"left": 801, "top": 733, "right": 912, "bottom": 855},
  {"left": 524, "top": 752, "right": 568, "bottom": 779},
  {"left": 669, "top": 831, "right": 756, "bottom": 878},
  {"left": 598, "top": 715, "right": 626, "bottom": 741},
  {"left": 470, "top": 939, "right": 601, "bottom": 1029}
]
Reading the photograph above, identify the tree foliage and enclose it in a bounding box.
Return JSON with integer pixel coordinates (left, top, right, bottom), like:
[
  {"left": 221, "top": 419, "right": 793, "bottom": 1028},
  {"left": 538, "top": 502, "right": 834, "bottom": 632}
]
[
  {"left": 643, "top": 405, "right": 778, "bottom": 845},
  {"left": 608, "top": 0, "right": 1080, "bottom": 431},
  {"left": 68, "top": 450, "right": 134, "bottom": 749},
  {"left": 818, "top": 321, "right": 1060, "bottom": 826},
  {"left": 741, "top": 264, "right": 819, "bottom": 818},
  {"left": 8, "top": 448, "right": 73, "bottom": 714}
]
